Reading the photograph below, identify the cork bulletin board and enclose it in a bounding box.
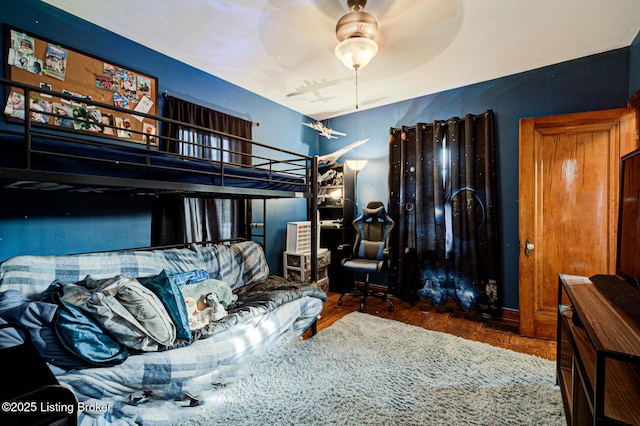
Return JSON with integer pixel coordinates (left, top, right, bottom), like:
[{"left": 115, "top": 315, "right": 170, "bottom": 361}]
[{"left": 3, "top": 25, "right": 158, "bottom": 145}]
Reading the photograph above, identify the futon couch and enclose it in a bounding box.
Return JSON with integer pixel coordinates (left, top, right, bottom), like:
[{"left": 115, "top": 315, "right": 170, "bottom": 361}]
[{"left": 0, "top": 240, "right": 326, "bottom": 424}]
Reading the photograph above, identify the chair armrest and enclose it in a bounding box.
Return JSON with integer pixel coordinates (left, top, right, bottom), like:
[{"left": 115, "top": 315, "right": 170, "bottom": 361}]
[
  {"left": 383, "top": 247, "right": 394, "bottom": 267},
  {"left": 337, "top": 243, "right": 352, "bottom": 256}
]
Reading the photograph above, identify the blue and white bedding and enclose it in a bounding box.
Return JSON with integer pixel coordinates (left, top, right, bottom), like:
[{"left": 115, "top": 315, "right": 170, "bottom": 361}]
[
  {"left": 0, "top": 241, "right": 266, "bottom": 299},
  {"left": 0, "top": 241, "right": 326, "bottom": 425}
]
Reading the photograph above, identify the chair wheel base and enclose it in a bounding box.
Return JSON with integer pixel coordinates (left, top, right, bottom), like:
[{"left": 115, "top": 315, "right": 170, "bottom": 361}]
[{"left": 338, "top": 290, "right": 394, "bottom": 313}]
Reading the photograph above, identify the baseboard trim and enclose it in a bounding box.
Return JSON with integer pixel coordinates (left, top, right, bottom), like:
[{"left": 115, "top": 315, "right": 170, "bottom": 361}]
[{"left": 501, "top": 307, "right": 519, "bottom": 324}]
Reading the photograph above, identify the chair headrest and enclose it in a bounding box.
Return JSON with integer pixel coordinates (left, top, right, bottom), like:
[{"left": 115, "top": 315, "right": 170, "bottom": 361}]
[{"left": 363, "top": 201, "right": 386, "bottom": 219}]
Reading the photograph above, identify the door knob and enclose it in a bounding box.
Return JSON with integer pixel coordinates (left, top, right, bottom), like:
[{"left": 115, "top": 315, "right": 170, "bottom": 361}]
[{"left": 525, "top": 239, "right": 535, "bottom": 256}]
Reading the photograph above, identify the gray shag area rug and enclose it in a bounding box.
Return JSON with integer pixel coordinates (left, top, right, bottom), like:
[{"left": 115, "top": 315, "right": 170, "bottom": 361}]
[{"left": 162, "top": 312, "right": 565, "bottom": 425}]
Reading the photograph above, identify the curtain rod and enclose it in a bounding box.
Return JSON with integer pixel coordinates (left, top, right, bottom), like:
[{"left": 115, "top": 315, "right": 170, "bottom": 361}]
[{"left": 161, "top": 91, "right": 260, "bottom": 126}]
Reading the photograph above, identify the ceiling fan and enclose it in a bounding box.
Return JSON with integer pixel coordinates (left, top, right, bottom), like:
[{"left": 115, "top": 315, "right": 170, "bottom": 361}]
[
  {"left": 334, "top": 0, "right": 380, "bottom": 71},
  {"left": 258, "top": 0, "right": 460, "bottom": 116},
  {"left": 332, "top": 0, "right": 381, "bottom": 109}
]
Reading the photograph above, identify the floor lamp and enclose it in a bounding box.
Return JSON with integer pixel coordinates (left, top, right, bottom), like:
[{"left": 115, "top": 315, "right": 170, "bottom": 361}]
[{"left": 345, "top": 160, "right": 367, "bottom": 215}]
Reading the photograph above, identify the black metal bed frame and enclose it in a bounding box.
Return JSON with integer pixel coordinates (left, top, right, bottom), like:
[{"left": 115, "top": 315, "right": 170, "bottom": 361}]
[
  {"left": 0, "top": 78, "right": 315, "bottom": 198},
  {"left": 0, "top": 77, "right": 320, "bottom": 281}
]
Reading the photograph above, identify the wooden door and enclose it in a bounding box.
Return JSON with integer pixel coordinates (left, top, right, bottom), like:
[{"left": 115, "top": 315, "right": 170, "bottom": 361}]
[{"left": 519, "top": 108, "right": 636, "bottom": 339}]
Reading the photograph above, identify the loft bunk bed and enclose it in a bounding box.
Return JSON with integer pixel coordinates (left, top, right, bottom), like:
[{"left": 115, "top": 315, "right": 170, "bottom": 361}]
[{"left": 0, "top": 77, "right": 321, "bottom": 277}]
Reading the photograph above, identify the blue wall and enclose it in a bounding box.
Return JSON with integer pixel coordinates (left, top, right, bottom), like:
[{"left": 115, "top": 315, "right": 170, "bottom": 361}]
[
  {"left": 324, "top": 48, "right": 632, "bottom": 310},
  {"left": 1, "top": 1, "right": 638, "bottom": 311},
  {"left": 631, "top": 30, "right": 640, "bottom": 97}
]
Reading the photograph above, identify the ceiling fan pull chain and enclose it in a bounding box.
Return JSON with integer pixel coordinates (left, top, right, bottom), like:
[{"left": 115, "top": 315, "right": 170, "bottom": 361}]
[{"left": 355, "top": 66, "right": 359, "bottom": 110}]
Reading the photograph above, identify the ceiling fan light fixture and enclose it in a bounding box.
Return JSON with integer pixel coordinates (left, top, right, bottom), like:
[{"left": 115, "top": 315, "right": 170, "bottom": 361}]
[
  {"left": 334, "top": 0, "right": 379, "bottom": 71},
  {"left": 335, "top": 37, "right": 378, "bottom": 70}
]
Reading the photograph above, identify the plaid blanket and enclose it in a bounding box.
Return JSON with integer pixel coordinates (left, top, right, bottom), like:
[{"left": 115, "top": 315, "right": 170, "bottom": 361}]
[
  {"left": 0, "top": 241, "right": 325, "bottom": 425},
  {"left": 70, "top": 295, "right": 324, "bottom": 424},
  {"left": 0, "top": 241, "right": 268, "bottom": 298}
]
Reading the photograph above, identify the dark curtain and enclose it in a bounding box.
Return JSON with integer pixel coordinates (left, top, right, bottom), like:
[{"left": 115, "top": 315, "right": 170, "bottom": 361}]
[
  {"left": 388, "top": 110, "right": 500, "bottom": 317},
  {"left": 152, "top": 95, "right": 252, "bottom": 245}
]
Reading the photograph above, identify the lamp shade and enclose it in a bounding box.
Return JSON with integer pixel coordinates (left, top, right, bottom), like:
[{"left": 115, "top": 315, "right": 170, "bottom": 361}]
[
  {"left": 335, "top": 38, "right": 378, "bottom": 70},
  {"left": 345, "top": 159, "right": 368, "bottom": 172}
]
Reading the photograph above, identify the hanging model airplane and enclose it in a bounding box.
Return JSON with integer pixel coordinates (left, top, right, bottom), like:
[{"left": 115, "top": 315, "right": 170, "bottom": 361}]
[
  {"left": 301, "top": 121, "right": 347, "bottom": 139},
  {"left": 317, "top": 138, "right": 370, "bottom": 165}
]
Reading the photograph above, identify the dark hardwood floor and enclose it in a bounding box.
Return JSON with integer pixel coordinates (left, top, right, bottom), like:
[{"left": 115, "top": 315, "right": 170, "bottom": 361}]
[{"left": 304, "top": 291, "right": 557, "bottom": 361}]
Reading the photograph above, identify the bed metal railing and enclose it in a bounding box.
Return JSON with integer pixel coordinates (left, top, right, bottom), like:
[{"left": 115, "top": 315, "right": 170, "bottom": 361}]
[
  {"left": 0, "top": 77, "right": 321, "bottom": 283},
  {"left": 0, "top": 77, "right": 314, "bottom": 199}
]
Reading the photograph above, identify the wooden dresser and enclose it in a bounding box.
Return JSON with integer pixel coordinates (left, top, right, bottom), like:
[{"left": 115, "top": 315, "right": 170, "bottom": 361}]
[{"left": 557, "top": 274, "right": 640, "bottom": 425}]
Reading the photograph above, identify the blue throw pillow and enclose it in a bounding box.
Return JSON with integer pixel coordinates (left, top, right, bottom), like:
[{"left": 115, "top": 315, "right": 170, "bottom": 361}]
[
  {"left": 139, "top": 270, "right": 192, "bottom": 340},
  {"left": 55, "top": 295, "right": 129, "bottom": 366},
  {"left": 0, "top": 289, "right": 96, "bottom": 370},
  {"left": 40, "top": 281, "right": 129, "bottom": 367}
]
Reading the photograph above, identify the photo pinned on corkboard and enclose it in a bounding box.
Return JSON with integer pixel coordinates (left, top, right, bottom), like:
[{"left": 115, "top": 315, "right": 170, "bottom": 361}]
[{"left": 4, "top": 25, "right": 158, "bottom": 146}]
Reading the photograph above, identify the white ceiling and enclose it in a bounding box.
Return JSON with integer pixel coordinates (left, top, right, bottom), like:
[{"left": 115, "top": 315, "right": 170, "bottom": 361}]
[{"left": 42, "top": 0, "right": 640, "bottom": 121}]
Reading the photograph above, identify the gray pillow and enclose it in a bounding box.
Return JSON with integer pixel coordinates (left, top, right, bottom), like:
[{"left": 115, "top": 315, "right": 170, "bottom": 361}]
[{"left": 77, "top": 275, "right": 176, "bottom": 351}]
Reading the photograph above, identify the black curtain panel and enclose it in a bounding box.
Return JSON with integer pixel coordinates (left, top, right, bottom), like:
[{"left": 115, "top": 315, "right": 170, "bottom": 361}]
[
  {"left": 152, "top": 96, "right": 252, "bottom": 245},
  {"left": 388, "top": 110, "right": 500, "bottom": 317}
]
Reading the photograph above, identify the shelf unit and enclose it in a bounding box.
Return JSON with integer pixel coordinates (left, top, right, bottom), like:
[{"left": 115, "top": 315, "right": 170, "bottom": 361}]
[
  {"left": 557, "top": 274, "right": 640, "bottom": 425},
  {"left": 317, "top": 163, "right": 354, "bottom": 292},
  {"left": 317, "top": 163, "right": 354, "bottom": 226},
  {"left": 283, "top": 249, "right": 331, "bottom": 291}
]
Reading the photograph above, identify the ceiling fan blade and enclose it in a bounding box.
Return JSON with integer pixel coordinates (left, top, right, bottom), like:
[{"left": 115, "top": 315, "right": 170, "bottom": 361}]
[
  {"left": 365, "top": 0, "right": 452, "bottom": 23},
  {"left": 375, "top": 0, "right": 460, "bottom": 54},
  {"left": 311, "top": 0, "right": 348, "bottom": 18}
]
